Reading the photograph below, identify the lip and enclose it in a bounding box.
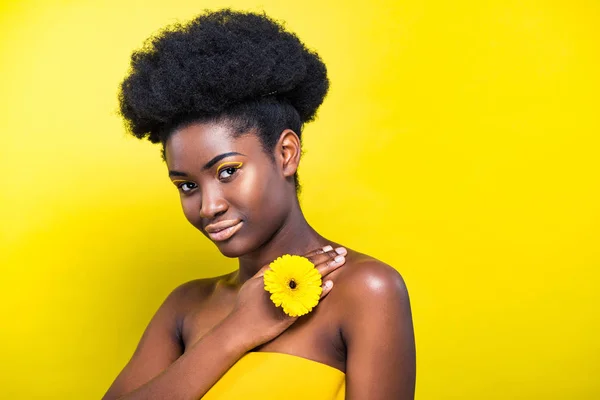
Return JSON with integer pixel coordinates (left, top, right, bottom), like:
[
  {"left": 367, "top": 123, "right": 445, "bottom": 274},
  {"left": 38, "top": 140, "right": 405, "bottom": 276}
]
[{"left": 205, "top": 220, "right": 243, "bottom": 242}]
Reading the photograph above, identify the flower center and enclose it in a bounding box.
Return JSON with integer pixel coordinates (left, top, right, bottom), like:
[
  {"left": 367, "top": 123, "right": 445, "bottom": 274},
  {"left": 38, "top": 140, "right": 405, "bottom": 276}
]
[{"left": 289, "top": 279, "right": 297, "bottom": 289}]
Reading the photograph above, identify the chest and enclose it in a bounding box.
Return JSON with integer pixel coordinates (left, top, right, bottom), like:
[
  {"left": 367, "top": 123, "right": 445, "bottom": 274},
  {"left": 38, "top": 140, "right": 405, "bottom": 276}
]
[{"left": 180, "top": 292, "right": 347, "bottom": 372}]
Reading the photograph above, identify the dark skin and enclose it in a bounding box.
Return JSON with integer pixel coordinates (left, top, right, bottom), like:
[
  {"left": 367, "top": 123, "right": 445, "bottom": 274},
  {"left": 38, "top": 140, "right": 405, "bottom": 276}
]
[{"left": 103, "top": 121, "right": 416, "bottom": 399}]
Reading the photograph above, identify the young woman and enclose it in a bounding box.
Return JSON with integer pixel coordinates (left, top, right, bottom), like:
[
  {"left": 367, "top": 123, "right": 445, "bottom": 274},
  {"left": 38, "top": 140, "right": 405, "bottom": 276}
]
[{"left": 103, "top": 9, "right": 415, "bottom": 400}]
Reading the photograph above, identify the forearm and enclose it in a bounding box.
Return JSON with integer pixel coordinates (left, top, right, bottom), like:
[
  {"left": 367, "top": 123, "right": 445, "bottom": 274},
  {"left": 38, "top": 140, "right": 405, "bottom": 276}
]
[{"left": 111, "top": 316, "right": 251, "bottom": 400}]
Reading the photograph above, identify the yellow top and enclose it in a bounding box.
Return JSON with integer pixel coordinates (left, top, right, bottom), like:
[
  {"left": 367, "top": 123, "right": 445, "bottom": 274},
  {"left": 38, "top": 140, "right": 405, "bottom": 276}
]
[{"left": 203, "top": 352, "right": 346, "bottom": 399}]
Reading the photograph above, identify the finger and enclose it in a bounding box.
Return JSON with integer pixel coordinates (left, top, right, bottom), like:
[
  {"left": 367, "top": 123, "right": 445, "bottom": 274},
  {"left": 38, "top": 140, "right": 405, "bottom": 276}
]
[
  {"left": 319, "top": 280, "right": 334, "bottom": 299},
  {"left": 305, "top": 246, "right": 347, "bottom": 266},
  {"left": 304, "top": 244, "right": 346, "bottom": 259},
  {"left": 254, "top": 246, "right": 341, "bottom": 280},
  {"left": 313, "top": 253, "right": 346, "bottom": 278},
  {"left": 302, "top": 245, "right": 330, "bottom": 259}
]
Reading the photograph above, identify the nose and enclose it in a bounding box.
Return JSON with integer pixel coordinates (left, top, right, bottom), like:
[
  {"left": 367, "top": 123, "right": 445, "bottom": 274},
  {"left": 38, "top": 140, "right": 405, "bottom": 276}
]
[{"left": 199, "top": 188, "right": 228, "bottom": 219}]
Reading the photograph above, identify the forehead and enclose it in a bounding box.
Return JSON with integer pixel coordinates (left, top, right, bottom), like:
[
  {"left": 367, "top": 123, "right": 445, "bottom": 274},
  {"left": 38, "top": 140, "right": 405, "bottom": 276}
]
[{"left": 164, "top": 121, "right": 265, "bottom": 168}]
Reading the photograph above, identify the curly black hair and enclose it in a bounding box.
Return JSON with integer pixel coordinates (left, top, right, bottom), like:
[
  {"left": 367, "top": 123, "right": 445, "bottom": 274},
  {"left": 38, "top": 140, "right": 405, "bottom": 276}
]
[{"left": 118, "top": 9, "right": 329, "bottom": 169}]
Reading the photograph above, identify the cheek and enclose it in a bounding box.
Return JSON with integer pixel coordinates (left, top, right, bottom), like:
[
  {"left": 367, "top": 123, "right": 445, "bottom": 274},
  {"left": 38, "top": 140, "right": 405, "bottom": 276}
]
[
  {"left": 235, "top": 168, "right": 287, "bottom": 220},
  {"left": 180, "top": 195, "right": 202, "bottom": 228}
]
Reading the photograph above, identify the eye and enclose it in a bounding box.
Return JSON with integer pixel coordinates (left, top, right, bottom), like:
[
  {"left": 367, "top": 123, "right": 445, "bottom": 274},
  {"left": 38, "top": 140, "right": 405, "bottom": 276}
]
[
  {"left": 177, "top": 182, "right": 197, "bottom": 193},
  {"left": 217, "top": 163, "right": 242, "bottom": 181}
]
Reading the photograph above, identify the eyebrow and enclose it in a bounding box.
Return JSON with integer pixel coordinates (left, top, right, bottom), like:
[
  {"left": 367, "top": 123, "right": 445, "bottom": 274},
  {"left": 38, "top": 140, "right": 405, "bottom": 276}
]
[
  {"left": 203, "top": 152, "right": 245, "bottom": 170},
  {"left": 168, "top": 152, "right": 246, "bottom": 177}
]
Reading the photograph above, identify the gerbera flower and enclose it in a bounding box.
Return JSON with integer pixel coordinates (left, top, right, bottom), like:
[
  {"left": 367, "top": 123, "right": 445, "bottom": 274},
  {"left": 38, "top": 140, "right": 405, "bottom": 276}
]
[{"left": 263, "top": 254, "right": 323, "bottom": 317}]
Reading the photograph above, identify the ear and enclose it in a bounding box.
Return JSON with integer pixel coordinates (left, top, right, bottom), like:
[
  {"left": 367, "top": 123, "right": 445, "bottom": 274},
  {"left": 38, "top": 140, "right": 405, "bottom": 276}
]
[{"left": 276, "top": 129, "right": 302, "bottom": 178}]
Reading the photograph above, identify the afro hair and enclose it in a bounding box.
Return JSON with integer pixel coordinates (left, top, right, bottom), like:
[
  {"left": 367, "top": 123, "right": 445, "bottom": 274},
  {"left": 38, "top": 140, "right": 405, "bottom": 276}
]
[{"left": 118, "top": 9, "right": 329, "bottom": 150}]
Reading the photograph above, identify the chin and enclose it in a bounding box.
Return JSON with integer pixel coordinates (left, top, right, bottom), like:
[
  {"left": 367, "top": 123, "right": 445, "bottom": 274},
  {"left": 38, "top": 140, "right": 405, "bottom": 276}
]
[
  {"left": 214, "top": 228, "right": 272, "bottom": 259},
  {"left": 216, "top": 243, "right": 246, "bottom": 258},
  {"left": 214, "top": 237, "right": 255, "bottom": 258}
]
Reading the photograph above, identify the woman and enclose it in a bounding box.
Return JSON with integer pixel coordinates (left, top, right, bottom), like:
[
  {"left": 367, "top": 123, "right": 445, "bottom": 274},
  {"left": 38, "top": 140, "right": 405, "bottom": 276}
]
[{"left": 103, "top": 9, "right": 415, "bottom": 400}]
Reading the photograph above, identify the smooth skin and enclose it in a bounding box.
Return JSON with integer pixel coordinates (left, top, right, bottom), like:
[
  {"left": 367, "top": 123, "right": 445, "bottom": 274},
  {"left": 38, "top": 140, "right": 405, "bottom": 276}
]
[{"left": 102, "top": 121, "right": 416, "bottom": 399}]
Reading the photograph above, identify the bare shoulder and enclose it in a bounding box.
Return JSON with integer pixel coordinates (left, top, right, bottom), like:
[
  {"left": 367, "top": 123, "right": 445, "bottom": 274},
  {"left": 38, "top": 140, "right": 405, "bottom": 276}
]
[
  {"left": 167, "top": 277, "right": 218, "bottom": 302},
  {"left": 326, "top": 249, "right": 414, "bottom": 354},
  {"left": 332, "top": 250, "right": 409, "bottom": 303},
  {"left": 161, "top": 272, "right": 233, "bottom": 316}
]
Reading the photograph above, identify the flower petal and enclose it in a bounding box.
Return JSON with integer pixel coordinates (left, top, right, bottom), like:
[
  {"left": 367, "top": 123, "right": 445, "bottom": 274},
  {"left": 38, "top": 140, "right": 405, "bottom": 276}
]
[{"left": 263, "top": 255, "right": 323, "bottom": 317}]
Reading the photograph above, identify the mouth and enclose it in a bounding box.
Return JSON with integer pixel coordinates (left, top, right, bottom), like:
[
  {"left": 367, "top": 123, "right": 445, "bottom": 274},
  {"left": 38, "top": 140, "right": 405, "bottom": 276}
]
[{"left": 205, "top": 220, "right": 244, "bottom": 242}]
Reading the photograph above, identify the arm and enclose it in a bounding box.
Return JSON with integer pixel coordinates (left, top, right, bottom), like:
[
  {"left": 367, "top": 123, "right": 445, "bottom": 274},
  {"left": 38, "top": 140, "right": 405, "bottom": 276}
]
[
  {"left": 102, "top": 283, "right": 253, "bottom": 400},
  {"left": 342, "top": 262, "right": 416, "bottom": 400},
  {"left": 103, "top": 247, "right": 347, "bottom": 400}
]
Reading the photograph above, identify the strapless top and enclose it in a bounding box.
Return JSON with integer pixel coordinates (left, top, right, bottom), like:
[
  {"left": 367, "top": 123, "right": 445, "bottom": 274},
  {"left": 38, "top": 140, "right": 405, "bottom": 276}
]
[{"left": 202, "top": 352, "right": 345, "bottom": 399}]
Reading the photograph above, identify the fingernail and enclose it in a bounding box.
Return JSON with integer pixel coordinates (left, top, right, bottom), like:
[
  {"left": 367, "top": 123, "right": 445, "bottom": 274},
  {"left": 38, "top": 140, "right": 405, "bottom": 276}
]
[
  {"left": 325, "top": 280, "right": 333, "bottom": 289},
  {"left": 335, "top": 247, "right": 347, "bottom": 255},
  {"left": 334, "top": 255, "right": 344, "bottom": 263},
  {"left": 323, "top": 245, "right": 333, "bottom": 252}
]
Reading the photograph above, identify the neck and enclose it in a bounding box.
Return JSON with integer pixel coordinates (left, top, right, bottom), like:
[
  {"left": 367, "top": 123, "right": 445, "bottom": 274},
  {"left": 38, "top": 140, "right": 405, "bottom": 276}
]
[{"left": 236, "top": 201, "right": 327, "bottom": 283}]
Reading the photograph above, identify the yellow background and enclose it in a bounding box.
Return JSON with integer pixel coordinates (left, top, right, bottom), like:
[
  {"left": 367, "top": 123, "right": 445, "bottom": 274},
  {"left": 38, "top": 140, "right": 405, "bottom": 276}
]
[{"left": 1, "top": 0, "right": 599, "bottom": 398}]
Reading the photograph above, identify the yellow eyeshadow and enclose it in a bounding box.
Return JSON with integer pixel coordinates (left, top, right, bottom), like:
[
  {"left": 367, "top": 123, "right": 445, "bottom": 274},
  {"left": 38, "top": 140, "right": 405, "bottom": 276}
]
[
  {"left": 171, "top": 180, "right": 187, "bottom": 185},
  {"left": 215, "top": 161, "right": 243, "bottom": 178}
]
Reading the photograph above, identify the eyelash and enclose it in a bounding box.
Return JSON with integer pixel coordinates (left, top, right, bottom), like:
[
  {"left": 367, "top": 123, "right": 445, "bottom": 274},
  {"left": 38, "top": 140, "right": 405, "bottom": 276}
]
[
  {"left": 173, "top": 163, "right": 242, "bottom": 194},
  {"left": 176, "top": 182, "right": 197, "bottom": 193},
  {"left": 216, "top": 162, "right": 243, "bottom": 181}
]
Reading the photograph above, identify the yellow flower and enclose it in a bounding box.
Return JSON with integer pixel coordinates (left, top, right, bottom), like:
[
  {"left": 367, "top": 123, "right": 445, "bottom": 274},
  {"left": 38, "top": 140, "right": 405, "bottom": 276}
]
[{"left": 263, "top": 254, "right": 323, "bottom": 317}]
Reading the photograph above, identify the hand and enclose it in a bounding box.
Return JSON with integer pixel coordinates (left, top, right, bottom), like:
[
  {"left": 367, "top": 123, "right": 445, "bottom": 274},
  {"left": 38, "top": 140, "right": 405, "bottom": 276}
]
[{"left": 229, "top": 245, "right": 348, "bottom": 349}]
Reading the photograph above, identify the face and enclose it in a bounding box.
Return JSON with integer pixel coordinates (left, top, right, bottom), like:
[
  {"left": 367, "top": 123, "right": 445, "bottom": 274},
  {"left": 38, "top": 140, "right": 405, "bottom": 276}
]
[{"left": 164, "top": 121, "right": 297, "bottom": 258}]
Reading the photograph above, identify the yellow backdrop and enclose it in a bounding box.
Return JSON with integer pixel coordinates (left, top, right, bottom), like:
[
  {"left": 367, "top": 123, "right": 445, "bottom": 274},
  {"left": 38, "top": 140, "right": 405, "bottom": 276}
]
[{"left": 1, "top": 0, "right": 598, "bottom": 398}]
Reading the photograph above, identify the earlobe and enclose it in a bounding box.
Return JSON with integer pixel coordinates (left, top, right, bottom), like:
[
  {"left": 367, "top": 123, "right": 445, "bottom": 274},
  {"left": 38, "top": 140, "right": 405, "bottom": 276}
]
[{"left": 278, "top": 129, "right": 301, "bottom": 178}]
